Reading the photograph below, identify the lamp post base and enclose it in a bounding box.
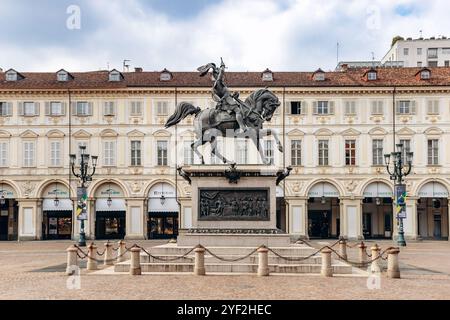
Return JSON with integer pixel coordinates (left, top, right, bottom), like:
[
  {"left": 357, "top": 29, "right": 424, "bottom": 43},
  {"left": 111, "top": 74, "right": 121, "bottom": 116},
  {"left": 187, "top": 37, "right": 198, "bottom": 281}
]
[
  {"left": 78, "top": 232, "right": 86, "bottom": 247},
  {"left": 397, "top": 218, "right": 407, "bottom": 246}
]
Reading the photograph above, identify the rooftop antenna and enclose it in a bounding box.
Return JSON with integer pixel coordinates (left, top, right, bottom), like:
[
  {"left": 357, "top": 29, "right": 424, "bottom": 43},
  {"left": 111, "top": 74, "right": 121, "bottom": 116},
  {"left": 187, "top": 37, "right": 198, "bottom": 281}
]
[
  {"left": 107, "top": 62, "right": 110, "bottom": 70},
  {"left": 123, "top": 59, "right": 131, "bottom": 72},
  {"left": 336, "top": 42, "right": 339, "bottom": 66},
  {"left": 371, "top": 52, "right": 375, "bottom": 67}
]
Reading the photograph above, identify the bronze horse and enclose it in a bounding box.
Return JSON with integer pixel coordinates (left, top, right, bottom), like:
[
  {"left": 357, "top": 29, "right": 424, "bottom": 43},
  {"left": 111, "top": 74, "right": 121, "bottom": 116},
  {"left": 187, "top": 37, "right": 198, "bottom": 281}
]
[{"left": 165, "top": 88, "right": 283, "bottom": 164}]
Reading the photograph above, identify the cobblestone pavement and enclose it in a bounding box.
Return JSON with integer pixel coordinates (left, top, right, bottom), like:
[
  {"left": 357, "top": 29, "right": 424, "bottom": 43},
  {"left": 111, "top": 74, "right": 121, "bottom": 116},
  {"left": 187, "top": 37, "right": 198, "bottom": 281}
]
[{"left": 0, "top": 239, "right": 449, "bottom": 300}]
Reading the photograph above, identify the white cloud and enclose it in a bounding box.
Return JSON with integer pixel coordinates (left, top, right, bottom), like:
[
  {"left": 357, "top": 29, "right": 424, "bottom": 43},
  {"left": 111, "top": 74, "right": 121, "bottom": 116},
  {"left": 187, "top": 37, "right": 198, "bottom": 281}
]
[{"left": 1, "top": 0, "right": 450, "bottom": 72}]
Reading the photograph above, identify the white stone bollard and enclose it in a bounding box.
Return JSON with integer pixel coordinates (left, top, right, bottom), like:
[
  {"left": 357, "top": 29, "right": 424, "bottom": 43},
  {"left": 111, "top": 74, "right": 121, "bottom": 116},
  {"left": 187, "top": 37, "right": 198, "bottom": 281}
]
[
  {"left": 339, "top": 239, "right": 348, "bottom": 261},
  {"left": 104, "top": 242, "right": 114, "bottom": 266},
  {"left": 257, "top": 246, "right": 270, "bottom": 276},
  {"left": 194, "top": 246, "right": 206, "bottom": 276},
  {"left": 387, "top": 248, "right": 401, "bottom": 278},
  {"left": 130, "top": 247, "right": 142, "bottom": 275},
  {"left": 358, "top": 242, "right": 367, "bottom": 265},
  {"left": 117, "top": 240, "right": 127, "bottom": 263},
  {"left": 66, "top": 245, "right": 78, "bottom": 275},
  {"left": 370, "top": 244, "right": 381, "bottom": 273},
  {"left": 321, "top": 248, "right": 333, "bottom": 277},
  {"left": 87, "top": 243, "right": 98, "bottom": 271}
]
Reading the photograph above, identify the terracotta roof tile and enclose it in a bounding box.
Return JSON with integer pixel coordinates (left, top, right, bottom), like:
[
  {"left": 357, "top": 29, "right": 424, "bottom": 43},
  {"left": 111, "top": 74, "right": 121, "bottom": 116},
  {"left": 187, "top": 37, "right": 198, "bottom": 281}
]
[{"left": 1, "top": 67, "right": 450, "bottom": 90}]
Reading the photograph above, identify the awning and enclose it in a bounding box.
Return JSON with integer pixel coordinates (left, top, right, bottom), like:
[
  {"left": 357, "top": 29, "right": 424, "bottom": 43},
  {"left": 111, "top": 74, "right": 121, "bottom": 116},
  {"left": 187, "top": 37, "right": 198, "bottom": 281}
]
[
  {"left": 363, "top": 182, "right": 393, "bottom": 198},
  {"left": 43, "top": 199, "right": 73, "bottom": 211},
  {"left": 96, "top": 199, "right": 126, "bottom": 212},
  {"left": 308, "top": 182, "right": 339, "bottom": 197},
  {"left": 148, "top": 197, "right": 179, "bottom": 213},
  {"left": 418, "top": 182, "right": 449, "bottom": 198}
]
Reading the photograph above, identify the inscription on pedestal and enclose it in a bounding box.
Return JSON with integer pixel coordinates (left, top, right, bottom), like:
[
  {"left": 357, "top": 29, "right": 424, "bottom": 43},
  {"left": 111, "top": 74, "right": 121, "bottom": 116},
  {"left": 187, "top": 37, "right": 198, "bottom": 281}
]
[{"left": 198, "top": 188, "right": 269, "bottom": 221}]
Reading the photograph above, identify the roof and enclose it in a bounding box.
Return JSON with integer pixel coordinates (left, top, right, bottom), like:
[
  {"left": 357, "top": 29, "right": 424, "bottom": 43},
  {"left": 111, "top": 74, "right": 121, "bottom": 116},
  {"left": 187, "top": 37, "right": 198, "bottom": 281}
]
[{"left": 1, "top": 67, "right": 450, "bottom": 90}]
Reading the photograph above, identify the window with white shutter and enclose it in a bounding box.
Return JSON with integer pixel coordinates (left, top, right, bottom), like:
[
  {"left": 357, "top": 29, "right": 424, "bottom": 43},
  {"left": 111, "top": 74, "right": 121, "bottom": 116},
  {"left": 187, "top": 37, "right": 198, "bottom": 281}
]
[
  {"left": 103, "top": 141, "right": 116, "bottom": 166},
  {"left": 23, "top": 102, "right": 39, "bottom": 116},
  {"left": 50, "top": 141, "right": 61, "bottom": 166},
  {"left": 314, "top": 101, "right": 333, "bottom": 115},
  {"left": 48, "top": 102, "right": 63, "bottom": 116},
  {"left": 427, "top": 139, "right": 439, "bottom": 165},
  {"left": 372, "top": 139, "right": 384, "bottom": 165},
  {"left": 184, "top": 141, "right": 194, "bottom": 165},
  {"left": 131, "top": 140, "right": 142, "bottom": 166},
  {"left": 318, "top": 140, "right": 329, "bottom": 166},
  {"left": 103, "top": 101, "right": 116, "bottom": 116},
  {"left": 235, "top": 139, "right": 248, "bottom": 164},
  {"left": 23, "top": 141, "right": 36, "bottom": 167},
  {"left": 264, "top": 140, "right": 274, "bottom": 165},
  {"left": 0, "top": 102, "right": 13, "bottom": 116},
  {"left": 427, "top": 100, "right": 440, "bottom": 115},
  {"left": 156, "top": 101, "right": 169, "bottom": 116},
  {"left": 396, "top": 100, "right": 416, "bottom": 114},
  {"left": 344, "top": 101, "right": 357, "bottom": 115},
  {"left": 291, "top": 140, "right": 302, "bottom": 166},
  {"left": 0, "top": 142, "right": 8, "bottom": 167},
  {"left": 157, "top": 141, "right": 168, "bottom": 166},
  {"left": 371, "top": 101, "right": 384, "bottom": 115},
  {"left": 130, "top": 101, "right": 142, "bottom": 116},
  {"left": 75, "top": 102, "right": 92, "bottom": 116}
]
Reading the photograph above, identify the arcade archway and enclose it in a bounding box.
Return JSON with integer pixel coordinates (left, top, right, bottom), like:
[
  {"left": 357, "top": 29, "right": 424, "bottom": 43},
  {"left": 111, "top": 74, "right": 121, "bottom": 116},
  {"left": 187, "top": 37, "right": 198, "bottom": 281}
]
[
  {"left": 417, "top": 182, "right": 449, "bottom": 240},
  {"left": 362, "top": 182, "right": 393, "bottom": 239}
]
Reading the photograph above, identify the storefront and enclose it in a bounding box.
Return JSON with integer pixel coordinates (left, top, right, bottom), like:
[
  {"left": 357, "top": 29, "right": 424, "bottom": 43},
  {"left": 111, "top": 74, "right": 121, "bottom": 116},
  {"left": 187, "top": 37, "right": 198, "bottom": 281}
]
[
  {"left": 0, "top": 183, "right": 18, "bottom": 241},
  {"left": 41, "top": 183, "right": 72, "bottom": 240},
  {"left": 417, "top": 182, "right": 449, "bottom": 240},
  {"left": 147, "top": 183, "right": 179, "bottom": 239},
  {"left": 362, "top": 182, "right": 393, "bottom": 239},
  {"left": 307, "top": 182, "right": 340, "bottom": 239},
  {"left": 95, "top": 183, "right": 126, "bottom": 240}
]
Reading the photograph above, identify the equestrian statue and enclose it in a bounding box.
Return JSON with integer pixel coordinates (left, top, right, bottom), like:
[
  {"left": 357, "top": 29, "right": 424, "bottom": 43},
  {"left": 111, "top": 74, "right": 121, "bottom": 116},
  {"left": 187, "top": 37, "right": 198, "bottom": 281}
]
[{"left": 165, "top": 59, "right": 283, "bottom": 164}]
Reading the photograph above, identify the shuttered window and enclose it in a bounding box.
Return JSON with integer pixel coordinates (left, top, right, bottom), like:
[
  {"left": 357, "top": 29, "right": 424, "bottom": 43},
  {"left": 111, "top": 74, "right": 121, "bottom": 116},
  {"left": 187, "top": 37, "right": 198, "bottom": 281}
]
[
  {"left": 131, "top": 141, "right": 141, "bottom": 166},
  {"left": 371, "top": 101, "right": 384, "bottom": 115},
  {"left": 0, "top": 102, "right": 13, "bottom": 116},
  {"left": 103, "top": 141, "right": 116, "bottom": 166},
  {"left": 291, "top": 140, "right": 302, "bottom": 166},
  {"left": 0, "top": 142, "right": 8, "bottom": 167},
  {"left": 130, "top": 101, "right": 142, "bottom": 116},
  {"left": 157, "top": 141, "right": 168, "bottom": 166},
  {"left": 23, "top": 142, "right": 36, "bottom": 167},
  {"left": 50, "top": 141, "right": 61, "bottom": 166}
]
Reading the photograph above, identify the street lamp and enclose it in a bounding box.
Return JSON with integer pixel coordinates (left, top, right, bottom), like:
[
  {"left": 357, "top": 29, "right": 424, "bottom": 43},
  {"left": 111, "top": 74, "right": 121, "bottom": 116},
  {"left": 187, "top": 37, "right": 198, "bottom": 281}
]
[
  {"left": 70, "top": 146, "right": 98, "bottom": 247},
  {"left": 384, "top": 143, "right": 413, "bottom": 246},
  {"left": 54, "top": 181, "right": 60, "bottom": 207}
]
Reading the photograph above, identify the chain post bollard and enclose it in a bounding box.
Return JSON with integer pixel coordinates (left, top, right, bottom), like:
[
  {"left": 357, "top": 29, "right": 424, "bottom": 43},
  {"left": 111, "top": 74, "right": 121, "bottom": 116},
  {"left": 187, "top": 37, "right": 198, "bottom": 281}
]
[
  {"left": 104, "top": 241, "right": 114, "bottom": 266},
  {"left": 387, "top": 248, "right": 401, "bottom": 278},
  {"left": 130, "top": 247, "right": 142, "bottom": 275},
  {"left": 358, "top": 241, "right": 367, "bottom": 264},
  {"left": 257, "top": 246, "right": 270, "bottom": 276},
  {"left": 194, "top": 246, "right": 206, "bottom": 276},
  {"left": 370, "top": 244, "right": 381, "bottom": 273},
  {"left": 339, "top": 239, "right": 347, "bottom": 261},
  {"left": 117, "top": 240, "right": 127, "bottom": 262},
  {"left": 66, "top": 245, "right": 78, "bottom": 275},
  {"left": 87, "top": 243, "right": 98, "bottom": 271},
  {"left": 321, "top": 247, "right": 333, "bottom": 277}
]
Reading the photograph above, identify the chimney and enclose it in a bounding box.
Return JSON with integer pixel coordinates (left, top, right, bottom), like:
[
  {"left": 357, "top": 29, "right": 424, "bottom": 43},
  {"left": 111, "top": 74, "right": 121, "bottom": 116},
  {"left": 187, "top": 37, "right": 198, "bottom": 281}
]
[{"left": 134, "top": 67, "right": 143, "bottom": 73}]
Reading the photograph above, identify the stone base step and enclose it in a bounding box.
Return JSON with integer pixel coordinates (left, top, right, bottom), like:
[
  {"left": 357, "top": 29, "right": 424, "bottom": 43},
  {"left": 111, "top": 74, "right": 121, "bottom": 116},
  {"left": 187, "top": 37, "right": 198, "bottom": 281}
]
[{"left": 114, "top": 262, "right": 352, "bottom": 274}]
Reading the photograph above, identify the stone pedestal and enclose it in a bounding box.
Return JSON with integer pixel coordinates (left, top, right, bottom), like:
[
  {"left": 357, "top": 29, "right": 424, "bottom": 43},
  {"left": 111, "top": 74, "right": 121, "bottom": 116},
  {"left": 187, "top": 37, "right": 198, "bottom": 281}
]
[{"left": 177, "top": 164, "right": 291, "bottom": 247}]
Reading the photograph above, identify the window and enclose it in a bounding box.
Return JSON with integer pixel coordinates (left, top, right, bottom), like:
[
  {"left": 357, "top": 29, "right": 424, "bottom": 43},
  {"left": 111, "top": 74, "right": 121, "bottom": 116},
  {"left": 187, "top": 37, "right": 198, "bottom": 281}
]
[
  {"left": 109, "top": 71, "right": 122, "bottom": 82},
  {"left": 50, "top": 141, "right": 61, "bottom": 167},
  {"left": 160, "top": 71, "right": 172, "bottom": 81},
  {"left": 445, "top": 61, "right": 450, "bottom": 67},
  {"left": 290, "top": 101, "right": 302, "bottom": 115},
  {"left": 399, "top": 139, "right": 411, "bottom": 164},
  {"left": 367, "top": 72, "right": 377, "bottom": 81},
  {"left": 427, "top": 100, "right": 440, "bottom": 115},
  {"left": 183, "top": 141, "right": 194, "bottom": 165},
  {"left": 103, "top": 141, "right": 116, "bottom": 166},
  {"left": 0, "top": 142, "right": 8, "bottom": 167},
  {"left": 22, "top": 102, "right": 38, "bottom": 116},
  {"left": 157, "top": 141, "right": 168, "bottom": 166},
  {"left": 291, "top": 140, "right": 301, "bottom": 166},
  {"left": 318, "top": 140, "right": 329, "bottom": 166},
  {"left": 417, "top": 61, "right": 422, "bottom": 67},
  {"left": 57, "top": 72, "right": 68, "bottom": 82},
  {"left": 235, "top": 139, "right": 248, "bottom": 164},
  {"left": 75, "top": 102, "right": 91, "bottom": 116},
  {"left": 443, "top": 48, "right": 450, "bottom": 54},
  {"left": 23, "top": 141, "right": 35, "bottom": 167},
  {"left": 428, "top": 48, "right": 438, "bottom": 59},
  {"left": 344, "top": 101, "right": 356, "bottom": 115},
  {"left": 427, "top": 139, "right": 439, "bottom": 165},
  {"left": 314, "top": 101, "right": 334, "bottom": 115},
  {"left": 0, "top": 102, "right": 12, "bottom": 116},
  {"left": 47, "top": 102, "right": 63, "bottom": 116},
  {"left": 103, "top": 102, "right": 116, "bottom": 116},
  {"left": 345, "top": 140, "right": 356, "bottom": 166},
  {"left": 156, "top": 101, "right": 169, "bottom": 116},
  {"left": 417, "top": 48, "right": 422, "bottom": 55},
  {"left": 420, "top": 70, "right": 431, "bottom": 80},
  {"left": 372, "top": 139, "right": 383, "bottom": 165},
  {"left": 371, "top": 101, "right": 384, "bottom": 115},
  {"left": 262, "top": 70, "right": 273, "bottom": 81},
  {"left": 264, "top": 140, "right": 274, "bottom": 165},
  {"left": 396, "top": 101, "right": 415, "bottom": 114},
  {"left": 403, "top": 48, "right": 409, "bottom": 55},
  {"left": 131, "top": 141, "right": 142, "bottom": 166},
  {"left": 313, "top": 72, "right": 325, "bottom": 81},
  {"left": 130, "top": 101, "right": 142, "bottom": 116},
  {"left": 428, "top": 61, "right": 438, "bottom": 67},
  {"left": 5, "top": 71, "right": 17, "bottom": 81}
]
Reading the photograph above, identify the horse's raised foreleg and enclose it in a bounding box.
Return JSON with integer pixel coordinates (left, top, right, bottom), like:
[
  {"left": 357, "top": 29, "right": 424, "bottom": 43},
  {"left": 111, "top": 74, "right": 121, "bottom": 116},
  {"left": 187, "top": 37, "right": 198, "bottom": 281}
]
[
  {"left": 210, "top": 136, "right": 230, "bottom": 164},
  {"left": 192, "top": 138, "right": 205, "bottom": 164},
  {"left": 260, "top": 128, "right": 283, "bottom": 153}
]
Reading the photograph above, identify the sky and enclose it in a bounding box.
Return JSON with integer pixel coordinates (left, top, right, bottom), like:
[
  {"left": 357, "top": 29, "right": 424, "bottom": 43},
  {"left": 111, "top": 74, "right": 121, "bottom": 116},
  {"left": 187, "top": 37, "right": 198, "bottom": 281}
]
[{"left": 0, "top": 0, "right": 448, "bottom": 72}]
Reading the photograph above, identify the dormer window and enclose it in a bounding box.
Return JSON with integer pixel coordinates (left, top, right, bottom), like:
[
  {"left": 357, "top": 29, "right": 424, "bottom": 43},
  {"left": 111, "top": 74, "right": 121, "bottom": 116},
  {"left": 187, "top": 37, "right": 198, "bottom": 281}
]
[
  {"left": 368, "top": 71, "right": 377, "bottom": 81},
  {"left": 420, "top": 69, "right": 431, "bottom": 80},
  {"left": 5, "top": 69, "right": 22, "bottom": 82},
  {"left": 313, "top": 69, "right": 325, "bottom": 81},
  {"left": 160, "top": 68, "right": 172, "bottom": 81},
  {"left": 109, "top": 69, "right": 123, "bottom": 82},
  {"left": 56, "top": 69, "right": 72, "bottom": 82},
  {"left": 262, "top": 68, "right": 273, "bottom": 81}
]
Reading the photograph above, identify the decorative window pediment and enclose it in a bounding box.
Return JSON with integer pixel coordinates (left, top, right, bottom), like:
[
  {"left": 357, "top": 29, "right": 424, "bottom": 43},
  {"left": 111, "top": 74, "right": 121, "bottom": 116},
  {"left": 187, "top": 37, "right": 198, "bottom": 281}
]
[
  {"left": 180, "top": 129, "right": 195, "bottom": 138},
  {"left": 424, "top": 127, "right": 443, "bottom": 136},
  {"left": 46, "top": 129, "right": 65, "bottom": 138},
  {"left": 314, "top": 128, "right": 333, "bottom": 136},
  {"left": 153, "top": 129, "right": 171, "bottom": 137},
  {"left": 368, "top": 127, "right": 387, "bottom": 136},
  {"left": 341, "top": 128, "right": 361, "bottom": 136},
  {"left": 20, "top": 130, "right": 38, "bottom": 138},
  {"left": 72, "top": 129, "right": 92, "bottom": 138},
  {"left": 397, "top": 127, "right": 415, "bottom": 137},
  {"left": 100, "top": 129, "right": 119, "bottom": 137},
  {"left": 0, "top": 130, "right": 12, "bottom": 138},
  {"left": 127, "top": 129, "right": 145, "bottom": 137},
  {"left": 287, "top": 129, "right": 305, "bottom": 136}
]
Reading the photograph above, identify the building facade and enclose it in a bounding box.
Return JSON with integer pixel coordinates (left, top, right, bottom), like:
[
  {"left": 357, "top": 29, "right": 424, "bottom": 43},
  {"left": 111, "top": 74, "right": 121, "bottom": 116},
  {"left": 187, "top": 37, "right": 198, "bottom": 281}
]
[
  {"left": 381, "top": 37, "right": 450, "bottom": 68},
  {"left": 0, "top": 67, "right": 449, "bottom": 241}
]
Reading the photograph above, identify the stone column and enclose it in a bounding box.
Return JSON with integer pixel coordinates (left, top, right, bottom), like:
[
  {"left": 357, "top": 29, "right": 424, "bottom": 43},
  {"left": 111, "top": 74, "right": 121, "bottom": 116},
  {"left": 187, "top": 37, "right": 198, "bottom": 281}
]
[
  {"left": 125, "top": 198, "right": 146, "bottom": 240},
  {"left": 87, "top": 243, "right": 98, "bottom": 271},
  {"left": 104, "top": 242, "right": 114, "bottom": 266},
  {"left": 358, "top": 242, "right": 367, "bottom": 265},
  {"left": 130, "top": 247, "right": 142, "bottom": 275},
  {"left": 404, "top": 196, "right": 419, "bottom": 240},
  {"left": 387, "top": 248, "right": 400, "bottom": 278},
  {"left": 321, "top": 248, "right": 333, "bottom": 277},
  {"left": 339, "top": 239, "right": 347, "bottom": 260},
  {"left": 340, "top": 197, "right": 364, "bottom": 240},
  {"left": 257, "top": 246, "right": 270, "bottom": 276},
  {"left": 66, "top": 245, "right": 78, "bottom": 275},
  {"left": 117, "top": 240, "right": 127, "bottom": 262},
  {"left": 194, "top": 246, "right": 206, "bottom": 276},
  {"left": 370, "top": 244, "right": 381, "bottom": 273}
]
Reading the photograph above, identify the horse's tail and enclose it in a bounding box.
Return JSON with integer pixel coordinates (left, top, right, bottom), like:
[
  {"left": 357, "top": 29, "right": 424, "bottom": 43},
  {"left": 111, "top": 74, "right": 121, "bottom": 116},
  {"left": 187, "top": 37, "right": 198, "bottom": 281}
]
[{"left": 165, "top": 102, "right": 201, "bottom": 128}]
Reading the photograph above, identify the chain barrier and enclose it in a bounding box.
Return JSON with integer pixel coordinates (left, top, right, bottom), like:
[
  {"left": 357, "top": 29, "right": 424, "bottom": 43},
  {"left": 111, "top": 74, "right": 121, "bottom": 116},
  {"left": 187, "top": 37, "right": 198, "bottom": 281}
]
[
  {"left": 266, "top": 246, "right": 322, "bottom": 262},
  {"left": 96, "top": 248, "right": 106, "bottom": 256},
  {"left": 326, "top": 245, "right": 396, "bottom": 268},
  {"left": 73, "top": 244, "right": 133, "bottom": 264},
  {"left": 134, "top": 244, "right": 197, "bottom": 262},
  {"left": 203, "top": 247, "right": 260, "bottom": 262},
  {"left": 112, "top": 247, "right": 119, "bottom": 252}
]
